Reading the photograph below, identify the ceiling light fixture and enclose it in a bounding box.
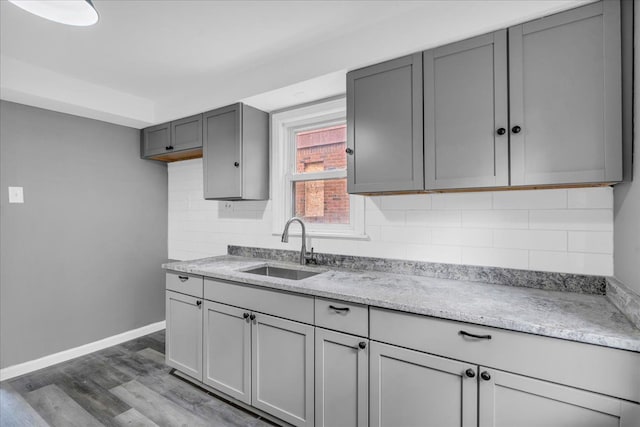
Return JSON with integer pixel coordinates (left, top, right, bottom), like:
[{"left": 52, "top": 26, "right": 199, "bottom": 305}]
[{"left": 8, "top": 0, "right": 99, "bottom": 27}]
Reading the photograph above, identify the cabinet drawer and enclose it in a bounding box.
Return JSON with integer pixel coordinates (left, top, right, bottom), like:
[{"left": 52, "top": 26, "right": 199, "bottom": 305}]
[
  {"left": 370, "top": 307, "right": 640, "bottom": 403},
  {"left": 166, "top": 272, "right": 203, "bottom": 298},
  {"left": 204, "top": 278, "right": 314, "bottom": 324},
  {"left": 315, "top": 297, "right": 368, "bottom": 337}
]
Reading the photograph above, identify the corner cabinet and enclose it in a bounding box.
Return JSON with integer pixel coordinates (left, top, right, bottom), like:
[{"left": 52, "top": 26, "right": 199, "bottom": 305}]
[
  {"left": 141, "top": 114, "right": 203, "bottom": 162},
  {"left": 346, "top": 53, "right": 423, "bottom": 193},
  {"left": 509, "top": 0, "right": 622, "bottom": 185},
  {"left": 203, "top": 103, "right": 269, "bottom": 200}
]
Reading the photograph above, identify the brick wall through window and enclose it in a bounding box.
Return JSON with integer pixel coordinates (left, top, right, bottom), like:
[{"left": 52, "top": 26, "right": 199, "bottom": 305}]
[{"left": 294, "top": 125, "right": 349, "bottom": 224}]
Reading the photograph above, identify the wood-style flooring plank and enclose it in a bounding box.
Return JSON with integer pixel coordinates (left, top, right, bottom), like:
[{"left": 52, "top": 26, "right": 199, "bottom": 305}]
[
  {"left": 24, "top": 384, "right": 104, "bottom": 427},
  {"left": 110, "top": 380, "right": 210, "bottom": 427},
  {"left": 112, "top": 408, "right": 159, "bottom": 427},
  {"left": 0, "top": 382, "right": 50, "bottom": 427},
  {"left": 54, "top": 372, "right": 129, "bottom": 426},
  {"left": 2, "top": 330, "right": 274, "bottom": 427}
]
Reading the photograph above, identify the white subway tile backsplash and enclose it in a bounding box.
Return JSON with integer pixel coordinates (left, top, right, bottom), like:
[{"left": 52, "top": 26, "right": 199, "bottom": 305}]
[
  {"left": 380, "top": 194, "right": 431, "bottom": 210},
  {"left": 462, "top": 247, "right": 529, "bottom": 269},
  {"left": 405, "top": 244, "right": 462, "bottom": 264},
  {"left": 380, "top": 226, "right": 431, "bottom": 245},
  {"left": 568, "top": 231, "right": 613, "bottom": 254},
  {"left": 431, "top": 192, "right": 492, "bottom": 210},
  {"left": 493, "top": 189, "right": 567, "bottom": 209},
  {"left": 530, "top": 209, "right": 613, "bottom": 231},
  {"left": 461, "top": 210, "right": 528, "bottom": 229},
  {"left": 493, "top": 229, "right": 567, "bottom": 251},
  {"left": 366, "top": 209, "right": 405, "bottom": 226},
  {"left": 168, "top": 161, "right": 614, "bottom": 275},
  {"left": 567, "top": 187, "right": 613, "bottom": 209},
  {"left": 431, "top": 228, "right": 492, "bottom": 247},
  {"left": 406, "top": 210, "right": 461, "bottom": 227}
]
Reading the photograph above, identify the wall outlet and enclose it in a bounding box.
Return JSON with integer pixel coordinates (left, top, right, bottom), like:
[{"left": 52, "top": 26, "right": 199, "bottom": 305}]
[
  {"left": 222, "top": 201, "right": 233, "bottom": 211},
  {"left": 8, "top": 187, "right": 24, "bottom": 204}
]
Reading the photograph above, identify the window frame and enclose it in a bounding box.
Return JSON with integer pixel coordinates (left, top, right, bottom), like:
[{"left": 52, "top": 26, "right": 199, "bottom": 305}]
[{"left": 271, "top": 97, "right": 366, "bottom": 239}]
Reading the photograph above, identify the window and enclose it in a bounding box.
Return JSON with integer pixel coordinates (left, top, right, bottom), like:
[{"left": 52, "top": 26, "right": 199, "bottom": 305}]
[{"left": 272, "top": 98, "right": 365, "bottom": 238}]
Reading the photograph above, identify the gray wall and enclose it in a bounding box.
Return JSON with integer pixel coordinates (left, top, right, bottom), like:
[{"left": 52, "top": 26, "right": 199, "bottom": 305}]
[
  {"left": 0, "top": 101, "right": 168, "bottom": 369},
  {"left": 614, "top": 3, "right": 639, "bottom": 295}
]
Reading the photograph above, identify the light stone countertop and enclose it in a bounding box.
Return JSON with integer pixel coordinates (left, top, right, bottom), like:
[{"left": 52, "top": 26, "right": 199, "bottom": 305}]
[{"left": 163, "top": 255, "right": 640, "bottom": 353}]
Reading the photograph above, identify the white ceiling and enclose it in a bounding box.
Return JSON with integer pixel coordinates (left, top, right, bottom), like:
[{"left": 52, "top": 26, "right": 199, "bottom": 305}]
[{"left": 0, "top": 0, "right": 592, "bottom": 129}]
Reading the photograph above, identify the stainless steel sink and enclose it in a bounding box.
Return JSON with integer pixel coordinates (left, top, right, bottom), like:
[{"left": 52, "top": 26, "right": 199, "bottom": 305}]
[{"left": 244, "top": 265, "right": 320, "bottom": 280}]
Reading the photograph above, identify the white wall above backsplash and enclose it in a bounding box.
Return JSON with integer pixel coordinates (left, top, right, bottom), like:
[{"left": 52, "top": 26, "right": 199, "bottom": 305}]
[{"left": 169, "top": 158, "right": 613, "bottom": 276}]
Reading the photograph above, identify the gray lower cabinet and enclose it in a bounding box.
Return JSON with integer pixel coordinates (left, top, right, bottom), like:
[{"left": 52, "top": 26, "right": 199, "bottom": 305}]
[
  {"left": 369, "top": 341, "right": 477, "bottom": 427},
  {"left": 203, "top": 103, "right": 269, "bottom": 200},
  {"left": 202, "top": 299, "right": 314, "bottom": 427},
  {"left": 370, "top": 341, "right": 640, "bottom": 427},
  {"left": 479, "top": 367, "right": 640, "bottom": 427},
  {"left": 509, "top": 0, "right": 622, "bottom": 185},
  {"left": 423, "top": 30, "right": 509, "bottom": 190},
  {"left": 165, "top": 291, "right": 203, "bottom": 381},
  {"left": 202, "top": 301, "right": 251, "bottom": 404},
  {"left": 346, "top": 53, "right": 423, "bottom": 193},
  {"left": 315, "top": 328, "right": 368, "bottom": 427},
  {"left": 252, "top": 312, "right": 315, "bottom": 427}
]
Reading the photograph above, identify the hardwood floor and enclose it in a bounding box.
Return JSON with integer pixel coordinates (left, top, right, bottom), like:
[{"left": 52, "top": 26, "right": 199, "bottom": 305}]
[{"left": 0, "top": 330, "right": 275, "bottom": 427}]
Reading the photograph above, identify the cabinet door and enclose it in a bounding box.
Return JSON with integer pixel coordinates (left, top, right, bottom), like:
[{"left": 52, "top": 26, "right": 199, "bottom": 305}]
[
  {"left": 142, "top": 122, "right": 171, "bottom": 157},
  {"left": 171, "top": 114, "right": 202, "bottom": 152},
  {"left": 202, "top": 301, "right": 251, "bottom": 405},
  {"left": 347, "top": 53, "right": 423, "bottom": 193},
  {"left": 252, "top": 313, "right": 314, "bottom": 427},
  {"left": 203, "top": 104, "right": 242, "bottom": 199},
  {"left": 424, "top": 31, "right": 508, "bottom": 189},
  {"left": 370, "top": 341, "right": 477, "bottom": 427},
  {"left": 315, "top": 328, "right": 368, "bottom": 427},
  {"left": 165, "top": 291, "right": 202, "bottom": 381},
  {"left": 509, "top": 0, "right": 622, "bottom": 185},
  {"left": 479, "top": 367, "right": 640, "bottom": 427}
]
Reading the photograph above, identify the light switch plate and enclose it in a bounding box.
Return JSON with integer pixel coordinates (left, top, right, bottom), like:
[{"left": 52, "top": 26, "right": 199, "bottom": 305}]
[{"left": 8, "top": 187, "right": 24, "bottom": 203}]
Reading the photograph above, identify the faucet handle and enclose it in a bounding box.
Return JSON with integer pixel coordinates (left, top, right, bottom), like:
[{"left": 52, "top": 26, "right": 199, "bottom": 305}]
[{"left": 305, "top": 247, "right": 318, "bottom": 264}]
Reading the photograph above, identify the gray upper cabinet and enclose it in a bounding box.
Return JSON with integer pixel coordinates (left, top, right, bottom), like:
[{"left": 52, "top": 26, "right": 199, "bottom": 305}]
[
  {"left": 345, "top": 0, "right": 624, "bottom": 193},
  {"left": 141, "top": 114, "right": 203, "bottom": 161},
  {"left": 203, "top": 103, "right": 269, "bottom": 200},
  {"left": 509, "top": 0, "right": 622, "bottom": 186},
  {"left": 142, "top": 122, "right": 171, "bottom": 157},
  {"left": 171, "top": 114, "right": 203, "bottom": 152},
  {"left": 424, "top": 30, "right": 509, "bottom": 190},
  {"left": 347, "top": 53, "right": 423, "bottom": 193}
]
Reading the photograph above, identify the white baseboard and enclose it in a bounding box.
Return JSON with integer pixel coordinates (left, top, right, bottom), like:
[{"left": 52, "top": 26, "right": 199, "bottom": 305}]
[{"left": 0, "top": 320, "right": 166, "bottom": 382}]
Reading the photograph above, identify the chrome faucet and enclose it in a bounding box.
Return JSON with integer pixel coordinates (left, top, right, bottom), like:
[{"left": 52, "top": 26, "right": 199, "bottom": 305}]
[{"left": 281, "top": 217, "right": 317, "bottom": 265}]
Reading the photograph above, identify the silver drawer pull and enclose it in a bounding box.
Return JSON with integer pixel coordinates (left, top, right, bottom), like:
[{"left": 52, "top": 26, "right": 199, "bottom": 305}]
[
  {"left": 329, "top": 305, "right": 350, "bottom": 313},
  {"left": 178, "top": 276, "right": 189, "bottom": 282},
  {"left": 459, "top": 330, "right": 492, "bottom": 340}
]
